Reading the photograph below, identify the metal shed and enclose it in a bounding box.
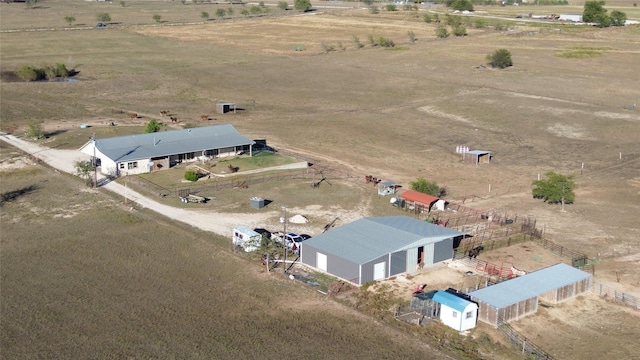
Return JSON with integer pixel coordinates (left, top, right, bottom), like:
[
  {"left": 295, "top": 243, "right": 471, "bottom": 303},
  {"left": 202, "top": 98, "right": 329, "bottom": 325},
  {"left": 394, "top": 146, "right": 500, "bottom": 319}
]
[
  {"left": 433, "top": 291, "right": 478, "bottom": 331},
  {"left": 468, "top": 263, "right": 592, "bottom": 326},
  {"left": 463, "top": 150, "right": 492, "bottom": 165},
  {"left": 216, "top": 102, "right": 236, "bottom": 114},
  {"left": 300, "top": 216, "right": 465, "bottom": 286}
]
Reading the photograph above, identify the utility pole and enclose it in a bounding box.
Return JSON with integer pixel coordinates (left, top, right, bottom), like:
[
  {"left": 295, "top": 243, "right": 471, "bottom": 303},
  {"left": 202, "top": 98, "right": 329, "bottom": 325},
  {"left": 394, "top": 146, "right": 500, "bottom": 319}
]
[
  {"left": 91, "top": 134, "right": 98, "bottom": 189},
  {"left": 282, "top": 206, "right": 287, "bottom": 274}
]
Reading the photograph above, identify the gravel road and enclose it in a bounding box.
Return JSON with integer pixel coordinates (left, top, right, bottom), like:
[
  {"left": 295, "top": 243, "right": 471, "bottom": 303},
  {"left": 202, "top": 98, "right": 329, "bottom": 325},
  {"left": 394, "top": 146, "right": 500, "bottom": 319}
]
[{"left": 0, "top": 133, "right": 274, "bottom": 237}]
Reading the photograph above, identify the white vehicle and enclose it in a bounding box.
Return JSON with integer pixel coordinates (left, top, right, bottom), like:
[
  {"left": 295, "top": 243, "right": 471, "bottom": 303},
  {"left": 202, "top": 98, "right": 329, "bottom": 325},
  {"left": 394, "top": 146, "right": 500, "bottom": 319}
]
[{"left": 232, "top": 226, "right": 261, "bottom": 252}]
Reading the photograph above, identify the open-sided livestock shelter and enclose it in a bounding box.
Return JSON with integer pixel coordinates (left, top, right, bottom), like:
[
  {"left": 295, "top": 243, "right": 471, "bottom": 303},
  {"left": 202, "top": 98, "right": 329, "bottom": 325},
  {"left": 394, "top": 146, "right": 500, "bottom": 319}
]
[
  {"left": 300, "top": 216, "right": 465, "bottom": 286},
  {"left": 468, "top": 263, "right": 592, "bottom": 326},
  {"left": 400, "top": 190, "right": 447, "bottom": 212}
]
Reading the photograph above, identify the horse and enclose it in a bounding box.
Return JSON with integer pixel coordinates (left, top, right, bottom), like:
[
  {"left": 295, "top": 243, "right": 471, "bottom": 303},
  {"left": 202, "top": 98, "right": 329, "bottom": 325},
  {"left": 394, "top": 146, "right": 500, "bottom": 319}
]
[
  {"left": 170, "top": 116, "right": 178, "bottom": 123},
  {"left": 127, "top": 112, "right": 138, "bottom": 119},
  {"left": 160, "top": 110, "right": 169, "bottom": 117},
  {"left": 200, "top": 115, "right": 209, "bottom": 121}
]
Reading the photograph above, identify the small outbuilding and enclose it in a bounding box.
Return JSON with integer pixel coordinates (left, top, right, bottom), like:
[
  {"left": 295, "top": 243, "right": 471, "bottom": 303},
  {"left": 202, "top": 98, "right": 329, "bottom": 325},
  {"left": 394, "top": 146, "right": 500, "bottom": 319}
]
[
  {"left": 216, "top": 102, "right": 236, "bottom": 114},
  {"left": 300, "top": 216, "right": 465, "bottom": 286},
  {"left": 463, "top": 150, "right": 492, "bottom": 165},
  {"left": 433, "top": 291, "right": 478, "bottom": 331},
  {"left": 400, "top": 190, "right": 447, "bottom": 212},
  {"left": 378, "top": 181, "right": 397, "bottom": 196},
  {"left": 468, "top": 263, "right": 592, "bottom": 326}
]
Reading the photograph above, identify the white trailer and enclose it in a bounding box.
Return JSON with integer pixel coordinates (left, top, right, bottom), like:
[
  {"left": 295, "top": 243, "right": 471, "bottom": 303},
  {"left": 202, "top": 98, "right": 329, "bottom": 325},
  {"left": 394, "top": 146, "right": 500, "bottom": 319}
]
[{"left": 232, "top": 226, "right": 262, "bottom": 252}]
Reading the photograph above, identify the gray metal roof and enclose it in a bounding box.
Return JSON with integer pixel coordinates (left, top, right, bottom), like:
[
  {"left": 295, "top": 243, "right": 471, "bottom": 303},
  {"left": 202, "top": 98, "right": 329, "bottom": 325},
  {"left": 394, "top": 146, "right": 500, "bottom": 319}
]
[
  {"left": 467, "top": 150, "right": 491, "bottom": 155},
  {"left": 468, "top": 263, "right": 592, "bottom": 309},
  {"left": 303, "top": 216, "right": 465, "bottom": 264},
  {"left": 89, "top": 124, "right": 254, "bottom": 163}
]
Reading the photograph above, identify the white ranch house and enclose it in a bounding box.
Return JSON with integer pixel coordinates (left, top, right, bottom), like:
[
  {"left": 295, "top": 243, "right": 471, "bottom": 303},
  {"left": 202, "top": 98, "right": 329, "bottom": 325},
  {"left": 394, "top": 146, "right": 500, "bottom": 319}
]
[{"left": 79, "top": 124, "right": 255, "bottom": 177}]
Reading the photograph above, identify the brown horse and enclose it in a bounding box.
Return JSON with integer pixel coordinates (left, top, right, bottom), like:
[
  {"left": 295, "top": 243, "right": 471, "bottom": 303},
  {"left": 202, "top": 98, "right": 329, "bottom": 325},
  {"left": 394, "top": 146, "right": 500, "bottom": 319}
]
[
  {"left": 160, "top": 110, "right": 169, "bottom": 117},
  {"left": 170, "top": 116, "right": 178, "bottom": 123},
  {"left": 127, "top": 112, "right": 138, "bottom": 119},
  {"left": 200, "top": 114, "right": 209, "bottom": 121}
]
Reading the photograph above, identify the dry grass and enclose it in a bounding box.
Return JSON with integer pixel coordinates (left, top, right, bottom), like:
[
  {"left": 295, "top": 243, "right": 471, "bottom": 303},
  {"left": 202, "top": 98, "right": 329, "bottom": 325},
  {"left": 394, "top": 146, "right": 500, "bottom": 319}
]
[
  {"left": 0, "top": 145, "right": 457, "bottom": 359},
  {"left": 2, "top": 1, "right": 640, "bottom": 359}
]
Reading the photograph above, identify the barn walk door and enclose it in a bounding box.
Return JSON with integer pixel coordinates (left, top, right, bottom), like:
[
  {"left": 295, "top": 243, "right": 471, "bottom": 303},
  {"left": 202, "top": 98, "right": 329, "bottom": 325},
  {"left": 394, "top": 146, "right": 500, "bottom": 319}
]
[
  {"left": 374, "top": 262, "right": 386, "bottom": 280},
  {"left": 317, "top": 253, "right": 327, "bottom": 272}
]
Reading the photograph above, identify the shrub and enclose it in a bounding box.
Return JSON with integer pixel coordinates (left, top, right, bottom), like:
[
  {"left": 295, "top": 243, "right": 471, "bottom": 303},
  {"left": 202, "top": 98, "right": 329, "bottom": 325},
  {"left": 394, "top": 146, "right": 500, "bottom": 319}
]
[
  {"left": 278, "top": 1, "right": 288, "bottom": 10},
  {"left": 184, "top": 170, "right": 199, "bottom": 182},
  {"left": 474, "top": 19, "right": 487, "bottom": 28},
  {"left": 435, "top": 25, "right": 449, "bottom": 39},
  {"left": 96, "top": 12, "right": 111, "bottom": 23},
  {"left": 385, "top": 4, "right": 397, "bottom": 11},
  {"left": 294, "top": 0, "right": 311, "bottom": 12},
  {"left": 145, "top": 119, "right": 163, "bottom": 133},
  {"left": 201, "top": 11, "right": 210, "bottom": 20},
  {"left": 410, "top": 177, "right": 446, "bottom": 197},
  {"left": 321, "top": 43, "right": 336, "bottom": 53},
  {"left": 64, "top": 16, "right": 76, "bottom": 26},
  {"left": 487, "top": 48, "right": 513, "bottom": 69},
  {"left": 407, "top": 30, "right": 416, "bottom": 43},
  {"left": 378, "top": 37, "right": 395, "bottom": 48},
  {"left": 26, "top": 121, "right": 46, "bottom": 140},
  {"left": 423, "top": 13, "right": 432, "bottom": 23},
  {"left": 216, "top": 8, "right": 226, "bottom": 19},
  {"left": 452, "top": 25, "right": 467, "bottom": 37},
  {"left": 16, "top": 66, "right": 39, "bottom": 82},
  {"left": 451, "top": 0, "right": 473, "bottom": 11},
  {"left": 369, "top": 5, "right": 379, "bottom": 14},
  {"left": 352, "top": 35, "right": 364, "bottom": 49},
  {"left": 368, "top": 34, "right": 377, "bottom": 47},
  {"left": 153, "top": 14, "right": 162, "bottom": 23},
  {"left": 250, "top": 5, "right": 262, "bottom": 14}
]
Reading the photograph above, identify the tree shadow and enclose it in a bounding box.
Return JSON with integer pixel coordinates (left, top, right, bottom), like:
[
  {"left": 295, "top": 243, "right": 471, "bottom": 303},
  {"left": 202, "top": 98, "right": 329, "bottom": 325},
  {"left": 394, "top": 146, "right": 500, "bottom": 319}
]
[{"left": 0, "top": 184, "right": 39, "bottom": 206}]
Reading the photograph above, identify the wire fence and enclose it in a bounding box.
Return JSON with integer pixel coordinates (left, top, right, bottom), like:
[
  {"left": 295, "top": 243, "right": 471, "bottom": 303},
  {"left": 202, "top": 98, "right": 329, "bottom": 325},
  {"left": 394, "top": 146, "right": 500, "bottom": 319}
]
[
  {"left": 497, "top": 318, "right": 555, "bottom": 360},
  {"left": 593, "top": 283, "right": 639, "bottom": 310}
]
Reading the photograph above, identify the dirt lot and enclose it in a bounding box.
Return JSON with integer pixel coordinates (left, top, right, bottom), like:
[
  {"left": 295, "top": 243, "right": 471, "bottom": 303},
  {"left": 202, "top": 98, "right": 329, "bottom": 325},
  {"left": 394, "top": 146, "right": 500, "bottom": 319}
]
[{"left": 2, "top": 1, "right": 640, "bottom": 359}]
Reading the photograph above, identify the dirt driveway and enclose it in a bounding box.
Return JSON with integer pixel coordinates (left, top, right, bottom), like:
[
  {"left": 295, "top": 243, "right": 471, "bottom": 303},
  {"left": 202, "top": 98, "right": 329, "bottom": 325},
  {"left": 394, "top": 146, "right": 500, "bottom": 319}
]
[{"left": 0, "top": 133, "right": 355, "bottom": 237}]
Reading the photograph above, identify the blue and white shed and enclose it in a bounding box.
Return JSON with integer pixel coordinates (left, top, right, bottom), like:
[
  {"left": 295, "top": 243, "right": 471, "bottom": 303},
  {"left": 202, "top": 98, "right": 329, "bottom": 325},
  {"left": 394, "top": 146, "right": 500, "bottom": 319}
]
[{"left": 433, "top": 291, "right": 478, "bottom": 331}]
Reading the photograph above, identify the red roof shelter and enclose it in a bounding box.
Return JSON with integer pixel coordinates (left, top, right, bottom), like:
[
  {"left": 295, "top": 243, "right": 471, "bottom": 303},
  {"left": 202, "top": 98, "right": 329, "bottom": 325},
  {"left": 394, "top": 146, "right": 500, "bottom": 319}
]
[{"left": 400, "top": 190, "right": 440, "bottom": 210}]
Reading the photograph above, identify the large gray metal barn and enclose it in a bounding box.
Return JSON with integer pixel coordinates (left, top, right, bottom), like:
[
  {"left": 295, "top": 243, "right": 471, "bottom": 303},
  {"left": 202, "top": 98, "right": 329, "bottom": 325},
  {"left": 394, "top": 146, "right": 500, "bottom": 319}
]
[
  {"left": 468, "top": 263, "right": 592, "bottom": 326},
  {"left": 300, "top": 216, "right": 465, "bottom": 286}
]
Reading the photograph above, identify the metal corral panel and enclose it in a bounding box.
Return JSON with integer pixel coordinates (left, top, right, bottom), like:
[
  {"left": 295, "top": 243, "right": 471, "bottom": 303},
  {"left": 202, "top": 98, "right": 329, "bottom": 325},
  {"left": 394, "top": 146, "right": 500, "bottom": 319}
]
[{"left": 390, "top": 251, "right": 406, "bottom": 276}]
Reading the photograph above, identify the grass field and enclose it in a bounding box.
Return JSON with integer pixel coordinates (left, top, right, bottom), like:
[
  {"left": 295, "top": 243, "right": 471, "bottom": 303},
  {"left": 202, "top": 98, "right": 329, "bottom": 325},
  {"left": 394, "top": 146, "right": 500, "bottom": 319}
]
[{"left": 2, "top": 1, "right": 640, "bottom": 359}]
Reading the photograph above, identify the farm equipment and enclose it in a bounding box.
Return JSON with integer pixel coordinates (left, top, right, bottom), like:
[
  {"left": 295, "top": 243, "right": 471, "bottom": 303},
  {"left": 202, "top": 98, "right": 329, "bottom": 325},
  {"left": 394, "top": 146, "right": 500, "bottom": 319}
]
[{"left": 180, "top": 194, "right": 208, "bottom": 203}]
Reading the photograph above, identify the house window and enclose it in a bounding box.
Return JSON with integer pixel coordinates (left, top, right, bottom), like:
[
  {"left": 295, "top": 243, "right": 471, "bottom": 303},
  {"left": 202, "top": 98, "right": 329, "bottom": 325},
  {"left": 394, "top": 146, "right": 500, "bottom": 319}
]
[
  {"left": 452, "top": 311, "right": 458, "bottom": 318},
  {"left": 119, "top": 163, "right": 125, "bottom": 169},
  {"left": 466, "top": 311, "right": 473, "bottom": 319},
  {"left": 127, "top": 162, "right": 138, "bottom": 170}
]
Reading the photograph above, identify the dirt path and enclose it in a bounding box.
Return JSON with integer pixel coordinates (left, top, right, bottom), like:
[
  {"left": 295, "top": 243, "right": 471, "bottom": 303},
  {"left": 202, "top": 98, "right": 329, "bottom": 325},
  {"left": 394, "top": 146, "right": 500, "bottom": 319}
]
[{"left": 0, "top": 133, "right": 274, "bottom": 237}]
